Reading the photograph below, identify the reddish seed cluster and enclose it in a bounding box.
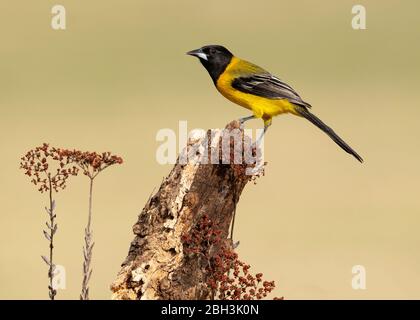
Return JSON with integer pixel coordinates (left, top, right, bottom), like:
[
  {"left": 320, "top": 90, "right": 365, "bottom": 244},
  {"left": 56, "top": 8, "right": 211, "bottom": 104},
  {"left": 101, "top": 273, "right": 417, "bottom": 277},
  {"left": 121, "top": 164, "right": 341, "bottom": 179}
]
[
  {"left": 208, "top": 244, "right": 276, "bottom": 300},
  {"left": 182, "top": 214, "right": 280, "bottom": 300},
  {"left": 182, "top": 214, "right": 223, "bottom": 256},
  {"left": 20, "top": 143, "right": 79, "bottom": 193},
  {"left": 20, "top": 143, "right": 124, "bottom": 192},
  {"left": 60, "top": 150, "right": 123, "bottom": 179}
]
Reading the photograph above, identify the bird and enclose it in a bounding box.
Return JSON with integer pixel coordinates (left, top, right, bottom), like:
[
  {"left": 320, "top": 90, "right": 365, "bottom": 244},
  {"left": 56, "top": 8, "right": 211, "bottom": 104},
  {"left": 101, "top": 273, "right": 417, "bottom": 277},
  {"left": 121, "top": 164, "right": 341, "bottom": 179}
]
[{"left": 187, "top": 45, "right": 363, "bottom": 163}]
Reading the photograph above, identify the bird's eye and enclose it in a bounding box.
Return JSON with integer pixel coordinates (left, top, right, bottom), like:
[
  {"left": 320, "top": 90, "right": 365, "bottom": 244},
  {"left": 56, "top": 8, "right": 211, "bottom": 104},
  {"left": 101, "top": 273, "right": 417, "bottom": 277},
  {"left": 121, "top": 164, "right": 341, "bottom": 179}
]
[{"left": 209, "top": 48, "right": 216, "bottom": 55}]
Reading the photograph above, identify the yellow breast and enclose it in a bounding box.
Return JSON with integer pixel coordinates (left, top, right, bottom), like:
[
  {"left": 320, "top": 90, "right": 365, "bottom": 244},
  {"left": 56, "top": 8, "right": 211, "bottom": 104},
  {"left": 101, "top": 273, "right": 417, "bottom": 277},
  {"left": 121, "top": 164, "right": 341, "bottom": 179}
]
[{"left": 216, "top": 57, "right": 296, "bottom": 120}]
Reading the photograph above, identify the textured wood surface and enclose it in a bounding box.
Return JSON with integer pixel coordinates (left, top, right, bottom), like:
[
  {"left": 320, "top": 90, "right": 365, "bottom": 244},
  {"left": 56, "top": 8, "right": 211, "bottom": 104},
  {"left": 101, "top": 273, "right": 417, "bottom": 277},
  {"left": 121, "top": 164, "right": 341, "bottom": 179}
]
[{"left": 111, "top": 121, "right": 263, "bottom": 300}]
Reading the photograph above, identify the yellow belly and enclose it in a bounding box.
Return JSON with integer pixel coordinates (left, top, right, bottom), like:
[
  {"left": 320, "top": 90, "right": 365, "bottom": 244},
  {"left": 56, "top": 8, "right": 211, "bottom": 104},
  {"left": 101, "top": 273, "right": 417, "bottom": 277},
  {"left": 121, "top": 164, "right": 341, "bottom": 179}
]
[
  {"left": 216, "top": 62, "right": 298, "bottom": 121},
  {"left": 216, "top": 83, "right": 295, "bottom": 119}
]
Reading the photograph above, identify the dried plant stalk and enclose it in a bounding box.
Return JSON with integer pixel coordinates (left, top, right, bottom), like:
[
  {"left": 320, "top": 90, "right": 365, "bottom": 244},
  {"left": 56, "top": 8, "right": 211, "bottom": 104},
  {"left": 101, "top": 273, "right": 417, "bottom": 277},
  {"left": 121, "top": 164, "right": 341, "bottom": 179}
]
[
  {"left": 80, "top": 178, "right": 95, "bottom": 300},
  {"left": 20, "top": 143, "right": 79, "bottom": 300},
  {"left": 43, "top": 180, "right": 58, "bottom": 300},
  {"left": 63, "top": 151, "right": 123, "bottom": 300}
]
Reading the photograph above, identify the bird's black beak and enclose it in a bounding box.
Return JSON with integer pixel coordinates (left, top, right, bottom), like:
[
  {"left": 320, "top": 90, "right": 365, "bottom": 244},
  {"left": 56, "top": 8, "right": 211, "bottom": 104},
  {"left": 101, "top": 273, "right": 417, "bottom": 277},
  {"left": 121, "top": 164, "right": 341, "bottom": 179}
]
[{"left": 186, "top": 48, "right": 208, "bottom": 61}]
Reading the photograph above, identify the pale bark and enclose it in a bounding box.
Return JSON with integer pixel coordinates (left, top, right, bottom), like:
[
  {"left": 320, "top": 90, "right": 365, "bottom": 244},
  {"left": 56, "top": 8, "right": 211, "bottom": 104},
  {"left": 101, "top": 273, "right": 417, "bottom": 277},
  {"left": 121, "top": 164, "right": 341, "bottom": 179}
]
[{"left": 111, "top": 121, "right": 263, "bottom": 300}]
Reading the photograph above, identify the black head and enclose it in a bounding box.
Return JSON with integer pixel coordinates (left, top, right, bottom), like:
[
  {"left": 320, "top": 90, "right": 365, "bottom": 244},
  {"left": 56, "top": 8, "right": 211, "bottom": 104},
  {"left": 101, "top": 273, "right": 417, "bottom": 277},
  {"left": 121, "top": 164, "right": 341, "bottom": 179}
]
[{"left": 187, "top": 45, "right": 234, "bottom": 84}]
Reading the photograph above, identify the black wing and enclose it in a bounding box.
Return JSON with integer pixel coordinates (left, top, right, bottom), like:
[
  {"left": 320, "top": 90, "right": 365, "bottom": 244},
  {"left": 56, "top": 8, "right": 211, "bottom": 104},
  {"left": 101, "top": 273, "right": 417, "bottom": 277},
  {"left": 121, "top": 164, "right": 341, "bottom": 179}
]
[{"left": 232, "top": 74, "right": 311, "bottom": 108}]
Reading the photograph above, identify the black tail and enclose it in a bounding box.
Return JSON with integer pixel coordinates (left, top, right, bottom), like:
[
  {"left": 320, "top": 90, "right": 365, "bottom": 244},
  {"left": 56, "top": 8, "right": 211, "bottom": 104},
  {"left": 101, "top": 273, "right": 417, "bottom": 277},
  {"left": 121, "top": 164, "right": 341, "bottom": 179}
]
[{"left": 296, "top": 107, "right": 363, "bottom": 163}]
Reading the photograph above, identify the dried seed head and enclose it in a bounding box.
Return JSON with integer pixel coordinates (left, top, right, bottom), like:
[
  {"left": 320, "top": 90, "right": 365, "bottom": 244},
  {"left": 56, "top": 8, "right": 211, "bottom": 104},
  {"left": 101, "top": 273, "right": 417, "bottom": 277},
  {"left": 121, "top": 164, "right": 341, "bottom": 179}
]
[{"left": 20, "top": 143, "right": 80, "bottom": 193}]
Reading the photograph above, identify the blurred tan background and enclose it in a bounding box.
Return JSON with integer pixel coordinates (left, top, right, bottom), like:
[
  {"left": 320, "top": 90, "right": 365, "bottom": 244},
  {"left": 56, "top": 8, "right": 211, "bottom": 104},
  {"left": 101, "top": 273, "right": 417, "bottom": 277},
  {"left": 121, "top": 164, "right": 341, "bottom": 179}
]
[{"left": 1, "top": 0, "right": 419, "bottom": 299}]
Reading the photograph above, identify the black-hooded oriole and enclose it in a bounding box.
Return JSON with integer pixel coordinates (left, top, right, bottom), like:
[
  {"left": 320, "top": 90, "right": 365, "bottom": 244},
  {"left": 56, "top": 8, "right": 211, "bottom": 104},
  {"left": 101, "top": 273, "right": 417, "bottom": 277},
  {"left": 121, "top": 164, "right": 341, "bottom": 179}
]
[{"left": 187, "top": 45, "right": 363, "bottom": 163}]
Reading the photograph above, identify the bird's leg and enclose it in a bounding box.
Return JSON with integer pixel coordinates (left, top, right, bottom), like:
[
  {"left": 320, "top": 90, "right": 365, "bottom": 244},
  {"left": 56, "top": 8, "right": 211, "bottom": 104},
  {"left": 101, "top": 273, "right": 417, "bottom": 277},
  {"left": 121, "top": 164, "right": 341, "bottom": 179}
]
[
  {"left": 239, "top": 115, "right": 256, "bottom": 129},
  {"left": 256, "top": 119, "right": 272, "bottom": 146}
]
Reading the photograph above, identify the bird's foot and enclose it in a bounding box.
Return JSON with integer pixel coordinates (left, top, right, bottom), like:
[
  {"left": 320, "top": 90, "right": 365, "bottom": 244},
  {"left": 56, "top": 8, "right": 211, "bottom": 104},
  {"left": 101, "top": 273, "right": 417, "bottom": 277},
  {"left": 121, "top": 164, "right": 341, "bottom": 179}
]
[{"left": 238, "top": 115, "right": 256, "bottom": 129}]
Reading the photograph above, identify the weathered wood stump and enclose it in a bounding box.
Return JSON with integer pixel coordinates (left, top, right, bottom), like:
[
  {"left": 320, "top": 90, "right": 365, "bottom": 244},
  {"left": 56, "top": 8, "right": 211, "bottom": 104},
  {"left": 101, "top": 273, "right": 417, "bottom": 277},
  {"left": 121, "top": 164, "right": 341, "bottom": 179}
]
[{"left": 111, "top": 121, "right": 263, "bottom": 299}]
